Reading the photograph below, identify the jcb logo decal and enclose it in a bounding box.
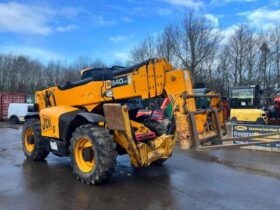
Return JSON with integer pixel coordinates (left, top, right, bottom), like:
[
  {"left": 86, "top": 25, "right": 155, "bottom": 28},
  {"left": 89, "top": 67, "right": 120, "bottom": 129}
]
[
  {"left": 111, "top": 75, "right": 131, "bottom": 88},
  {"left": 235, "top": 125, "right": 247, "bottom": 131},
  {"left": 42, "top": 116, "right": 51, "bottom": 132}
]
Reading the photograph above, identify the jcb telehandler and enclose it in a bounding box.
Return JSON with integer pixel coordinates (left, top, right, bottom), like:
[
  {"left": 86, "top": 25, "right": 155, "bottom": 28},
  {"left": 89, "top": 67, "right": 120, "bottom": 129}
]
[{"left": 22, "top": 58, "right": 279, "bottom": 184}]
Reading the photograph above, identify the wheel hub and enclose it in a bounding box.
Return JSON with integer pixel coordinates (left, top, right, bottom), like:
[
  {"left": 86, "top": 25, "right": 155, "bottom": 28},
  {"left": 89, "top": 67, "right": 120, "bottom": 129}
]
[
  {"left": 75, "top": 138, "right": 95, "bottom": 173},
  {"left": 82, "top": 147, "right": 94, "bottom": 162},
  {"left": 27, "top": 136, "right": 34, "bottom": 144}
]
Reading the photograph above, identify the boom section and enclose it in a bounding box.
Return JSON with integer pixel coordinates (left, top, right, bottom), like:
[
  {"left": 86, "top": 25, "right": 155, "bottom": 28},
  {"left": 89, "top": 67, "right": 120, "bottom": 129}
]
[{"left": 35, "top": 59, "right": 193, "bottom": 112}]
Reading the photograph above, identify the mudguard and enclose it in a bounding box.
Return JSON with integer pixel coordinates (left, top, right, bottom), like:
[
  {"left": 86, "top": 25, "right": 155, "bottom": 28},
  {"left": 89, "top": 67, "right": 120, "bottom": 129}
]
[{"left": 59, "top": 112, "right": 105, "bottom": 141}]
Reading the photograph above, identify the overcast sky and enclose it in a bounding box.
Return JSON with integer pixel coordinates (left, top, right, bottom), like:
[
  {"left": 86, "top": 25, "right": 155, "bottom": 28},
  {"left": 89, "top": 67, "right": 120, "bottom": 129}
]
[{"left": 0, "top": 0, "right": 279, "bottom": 65}]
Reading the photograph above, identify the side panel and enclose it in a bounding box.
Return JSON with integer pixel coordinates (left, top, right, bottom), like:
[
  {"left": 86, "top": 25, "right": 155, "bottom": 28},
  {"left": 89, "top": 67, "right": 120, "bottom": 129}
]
[
  {"left": 40, "top": 106, "right": 78, "bottom": 138},
  {"left": 40, "top": 105, "right": 106, "bottom": 140},
  {"left": 112, "top": 65, "right": 152, "bottom": 100},
  {"left": 36, "top": 81, "right": 105, "bottom": 112},
  {"left": 147, "top": 63, "right": 156, "bottom": 98}
]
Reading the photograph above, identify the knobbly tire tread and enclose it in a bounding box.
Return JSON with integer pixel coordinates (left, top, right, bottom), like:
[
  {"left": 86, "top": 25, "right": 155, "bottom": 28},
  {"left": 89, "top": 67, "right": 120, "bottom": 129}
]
[
  {"left": 22, "top": 118, "right": 49, "bottom": 160},
  {"left": 211, "top": 138, "right": 223, "bottom": 145},
  {"left": 230, "top": 117, "right": 238, "bottom": 124},
  {"left": 256, "top": 118, "right": 266, "bottom": 125},
  {"left": 151, "top": 158, "right": 168, "bottom": 165},
  {"left": 69, "top": 124, "right": 117, "bottom": 185}
]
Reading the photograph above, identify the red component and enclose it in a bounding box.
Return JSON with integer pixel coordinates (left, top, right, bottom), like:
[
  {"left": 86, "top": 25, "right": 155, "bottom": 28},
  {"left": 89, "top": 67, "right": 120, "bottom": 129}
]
[
  {"left": 160, "top": 98, "right": 170, "bottom": 112},
  {"left": 0, "top": 92, "right": 26, "bottom": 120},
  {"left": 222, "top": 99, "right": 230, "bottom": 120},
  {"left": 274, "top": 96, "right": 280, "bottom": 112},
  {"left": 135, "top": 132, "right": 156, "bottom": 142},
  {"left": 136, "top": 109, "right": 165, "bottom": 120},
  {"left": 136, "top": 97, "right": 170, "bottom": 121}
]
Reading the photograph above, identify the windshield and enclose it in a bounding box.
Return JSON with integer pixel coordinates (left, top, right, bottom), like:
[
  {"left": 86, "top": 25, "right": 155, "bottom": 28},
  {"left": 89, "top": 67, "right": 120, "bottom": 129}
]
[
  {"left": 231, "top": 88, "right": 256, "bottom": 108},
  {"left": 232, "top": 89, "right": 254, "bottom": 98}
]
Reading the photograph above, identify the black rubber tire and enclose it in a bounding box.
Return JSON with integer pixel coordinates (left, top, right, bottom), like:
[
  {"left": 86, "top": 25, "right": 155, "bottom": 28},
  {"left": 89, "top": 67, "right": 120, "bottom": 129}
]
[
  {"left": 10, "top": 116, "right": 19, "bottom": 124},
  {"left": 256, "top": 118, "right": 266, "bottom": 125},
  {"left": 230, "top": 117, "right": 238, "bottom": 124},
  {"left": 69, "top": 124, "right": 117, "bottom": 184},
  {"left": 211, "top": 139, "right": 223, "bottom": 145},
  {"left": 144, "top": 120, "right": 167, "bottom": 136},
  {"left": 151, "top": 158, "right": 168, "bottom": 166},
  {"left": 22, "top": 118, "right": 49, "bottom": 160}
]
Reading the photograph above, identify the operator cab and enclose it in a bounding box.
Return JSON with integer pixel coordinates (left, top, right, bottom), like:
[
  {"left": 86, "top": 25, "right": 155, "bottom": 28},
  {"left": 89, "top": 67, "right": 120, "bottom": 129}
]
[
  {"left": 193, "top": 88, "right": 212, "bottom": 109},
  {"left": 80, "top": 60, "right": 152, "bottom": 80},
  {"left": 230, "top": 85, "right": 262, "bottom": 109}
]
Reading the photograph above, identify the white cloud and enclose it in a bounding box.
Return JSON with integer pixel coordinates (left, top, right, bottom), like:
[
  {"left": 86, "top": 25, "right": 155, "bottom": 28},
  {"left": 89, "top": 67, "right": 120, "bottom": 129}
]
[
  {"left": 221, "top": 24, "right": 239, "bottom": 43},
  {"left": 224, "top": 0, "right": 257, "bottom": 2},
  {"left": 163, "top": 0, "right": 204, "bottom": 9},
  {"left": 92, "top": 15, "right": 116, "bottom": 27},
  {"left": 110, "top": 35, "right": 127, "bottom": 42},
  {"left": 112, "top": 51, "right": 130, "bottom": 61},
  {"left": 239, "top": 8, "right": 280, "bottom": 30},
  {"left": 156, "top": 8, "right": 173, "bottom": 16},
  {"left": 56, "top": 25, "right": 79, "bottom": 32},
  {"left": 0, "top": 2, "right": 81, "bottom": 35},
  {"left": 205, "top": 13, "right": 219, "bottom": 27},
  {"left": 121, "top": 17, "right": 133, "bottom": 23},
  {"left": 0, "top": 2, "right": 54, "bottom": 35},
  {"left": 60, "top": 7, "right": 83, "bottom": 19}
]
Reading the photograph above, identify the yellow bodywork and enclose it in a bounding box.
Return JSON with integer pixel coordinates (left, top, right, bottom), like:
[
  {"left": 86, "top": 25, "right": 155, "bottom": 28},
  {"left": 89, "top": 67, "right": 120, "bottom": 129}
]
[
  {"left": 34, "top": 58, "right": 225, "bottom": 167},
  {"left": 230, "top": 109, "right": 268, "bottom": 124},
  {"left": 40, "top": 105, "right": 78, "bottom": 138}
]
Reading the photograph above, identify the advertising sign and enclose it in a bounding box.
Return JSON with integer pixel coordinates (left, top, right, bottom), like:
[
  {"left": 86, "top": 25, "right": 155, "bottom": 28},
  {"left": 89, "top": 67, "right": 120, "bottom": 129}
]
[{"left": 233, "top": 124, "right": 280, "bottom": 149}]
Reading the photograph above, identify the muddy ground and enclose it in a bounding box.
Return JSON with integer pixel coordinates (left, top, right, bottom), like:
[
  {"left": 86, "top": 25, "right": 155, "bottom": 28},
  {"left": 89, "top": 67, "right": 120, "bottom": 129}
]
[{"left": 0, "top": 124, "right": 280, "bottom": 210}]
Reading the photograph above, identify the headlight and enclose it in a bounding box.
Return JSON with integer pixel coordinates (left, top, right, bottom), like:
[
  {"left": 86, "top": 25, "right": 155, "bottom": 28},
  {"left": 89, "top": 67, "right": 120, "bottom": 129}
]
[{"left": 105, "top": 89, "right": 113, "bottom": 98}]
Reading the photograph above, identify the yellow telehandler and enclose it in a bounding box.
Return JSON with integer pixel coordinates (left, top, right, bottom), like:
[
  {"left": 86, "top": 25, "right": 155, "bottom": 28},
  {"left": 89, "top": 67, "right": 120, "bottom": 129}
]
[{"left": 22, "top": 58, "right": 279, "bottom": 184}]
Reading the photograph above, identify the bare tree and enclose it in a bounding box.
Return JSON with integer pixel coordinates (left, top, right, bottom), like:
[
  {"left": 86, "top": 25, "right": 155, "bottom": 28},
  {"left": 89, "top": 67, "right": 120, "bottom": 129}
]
[
  {"left": 216, "top": 46, "right": 231, "bottom": 95},
  {"left": 226, "top": 25, "right": 255, "bottom": 85},
  {"left": 129, "top": 35, "right": 156, "bottom": 64},
  {"left": 0, "top": 54, "right": 106, "bottom": 94},
  {"left": 173, "top": 10, "right": 222, "bottom": 80},
  {"left": 270, "top": 25, "right": 280, "bottom": 89},
  {"left": 90, "top": 59, "right": 107, "bottom": 68},
  {"left": 156, "top": 24, "right": 176, "bottom": 63},
  {"left": 259, "top": 41, "right": 271, "bottom": 90}
]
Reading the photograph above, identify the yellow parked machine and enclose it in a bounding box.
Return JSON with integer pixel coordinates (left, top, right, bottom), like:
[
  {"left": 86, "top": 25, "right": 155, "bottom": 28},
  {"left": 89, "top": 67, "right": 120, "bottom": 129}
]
[
  {"left": 230, "top": 85, "right": 268, "bottom": 124},
  {"left": 22, "top": 58, "right": 276, "bottom": 184}
]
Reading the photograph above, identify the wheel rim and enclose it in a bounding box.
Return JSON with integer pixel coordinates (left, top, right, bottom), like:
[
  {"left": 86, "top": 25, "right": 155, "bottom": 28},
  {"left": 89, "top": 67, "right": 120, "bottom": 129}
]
[
  {"left": 75, "top": 138, "right": 95, "bottom": 173},
  {"left": 24, "top": 128, "right": 35, "bottom": 153}
]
